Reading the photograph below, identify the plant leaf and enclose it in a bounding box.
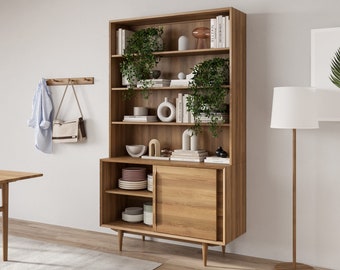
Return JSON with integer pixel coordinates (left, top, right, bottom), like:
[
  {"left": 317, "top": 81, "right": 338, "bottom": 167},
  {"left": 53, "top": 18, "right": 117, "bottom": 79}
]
[{"left": 330, "top": 48, "right": 340, "bottom": 88}]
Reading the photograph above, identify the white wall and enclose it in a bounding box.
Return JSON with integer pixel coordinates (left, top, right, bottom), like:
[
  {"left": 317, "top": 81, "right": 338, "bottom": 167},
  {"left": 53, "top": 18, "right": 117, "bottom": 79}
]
[{"left": 1, "top": 0, "right": 340, "bottom": 269}]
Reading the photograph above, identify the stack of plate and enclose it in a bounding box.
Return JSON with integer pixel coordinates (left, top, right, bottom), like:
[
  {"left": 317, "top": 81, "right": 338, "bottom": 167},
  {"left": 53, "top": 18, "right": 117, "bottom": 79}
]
[
  {"left": 143, "top": 202, "right": 153, "bottom": 226},
  {"left": 119, "top": 167, "right": 147, "bottom": 190},
  {"left": 122, "top": 167, "right": 146, "bottom": 180},
  {"left": 147, "top": 174, "right": 153, "bottom": 192},
  {"left": 122, "top": 207, "right": 143, "bottom": 223}
]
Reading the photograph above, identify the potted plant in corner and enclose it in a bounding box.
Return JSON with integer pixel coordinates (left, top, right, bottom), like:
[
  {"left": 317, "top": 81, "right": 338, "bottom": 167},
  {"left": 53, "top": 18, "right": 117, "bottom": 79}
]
[
  {"left": 186, "top": 57, "right": 229, "bottom": 137},
  {"left": 120, "top": 27, "right": 163, "bottom": 99}
]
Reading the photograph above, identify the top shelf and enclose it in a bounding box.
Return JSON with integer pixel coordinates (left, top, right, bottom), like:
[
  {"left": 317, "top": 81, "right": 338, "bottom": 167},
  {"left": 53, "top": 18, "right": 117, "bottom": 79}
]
[{"left": 110, "top": 7, "right": 231, "bottom": 26}]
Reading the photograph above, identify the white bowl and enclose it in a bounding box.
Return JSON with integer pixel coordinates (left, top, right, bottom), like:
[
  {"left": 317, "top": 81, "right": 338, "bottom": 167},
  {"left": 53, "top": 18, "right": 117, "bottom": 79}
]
[
  {"left": 126, "top": 145, "right": 147, "bottom": 157},
  {"left": 122, "top": 212, "right": 143, "bottom": 223}
]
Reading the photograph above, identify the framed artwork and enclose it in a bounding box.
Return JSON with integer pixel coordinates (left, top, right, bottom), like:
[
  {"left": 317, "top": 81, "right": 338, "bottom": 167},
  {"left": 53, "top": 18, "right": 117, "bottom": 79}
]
[{"left": 311, "top": 27, "right": 340, "bottom": 121}]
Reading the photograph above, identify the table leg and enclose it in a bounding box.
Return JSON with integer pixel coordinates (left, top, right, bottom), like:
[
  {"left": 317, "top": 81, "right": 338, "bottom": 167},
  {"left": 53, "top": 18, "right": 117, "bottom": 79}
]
[{"left": 2, "top": 183, "right": 8, "bottom": 261}]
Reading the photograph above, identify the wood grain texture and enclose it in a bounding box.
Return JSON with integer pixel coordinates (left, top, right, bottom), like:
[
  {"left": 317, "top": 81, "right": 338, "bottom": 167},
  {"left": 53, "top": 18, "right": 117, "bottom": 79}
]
[{"left": 155, "top": 166, "right": 217, "bottom": 240}]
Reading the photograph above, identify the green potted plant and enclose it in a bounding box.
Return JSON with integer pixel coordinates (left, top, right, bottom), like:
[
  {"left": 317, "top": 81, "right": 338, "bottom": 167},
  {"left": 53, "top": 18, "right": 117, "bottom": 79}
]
[
  {"left": 330, "top": 47, "right": 340, "bottom": 87},
  {"left": 186, "top": 57, "right": 229, "bottom": 137},
  {"left": 120, "top": 27, "right": 163, "bottom": 99}
]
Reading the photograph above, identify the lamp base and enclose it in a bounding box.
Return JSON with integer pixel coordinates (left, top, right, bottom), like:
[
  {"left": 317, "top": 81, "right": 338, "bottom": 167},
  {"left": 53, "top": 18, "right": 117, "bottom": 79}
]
[{"left": 275, "top": 262, "right": 314, "bottom": 270}]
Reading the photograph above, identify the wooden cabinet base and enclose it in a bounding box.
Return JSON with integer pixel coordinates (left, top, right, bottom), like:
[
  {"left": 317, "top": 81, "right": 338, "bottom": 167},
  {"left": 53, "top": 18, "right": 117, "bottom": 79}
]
[{"left": 114, "top": 229, "right": 226, "bottom": 266}]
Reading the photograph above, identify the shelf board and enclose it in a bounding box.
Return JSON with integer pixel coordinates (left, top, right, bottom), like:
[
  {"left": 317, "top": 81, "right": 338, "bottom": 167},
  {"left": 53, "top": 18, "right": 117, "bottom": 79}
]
[
  {"left": 112, "top": 48, "right": 229, "bottom": 58},
  {"left": 111, "top": 121, "right": 230, "bottom": 127},
  {"left": 111, "top": 85, "right": 230, "bottom": 91},
  {"left": 106, "top": 188, "right": 153, "bottom": 198},
  {"left": 102, "top": 220, "right": 154, "bottom": 233},
  {"left": 111, "top": 86, "right": 190, "bottom": 91},
  {"left": 101, "top": 156, "right": 230, "bottom": 169}
]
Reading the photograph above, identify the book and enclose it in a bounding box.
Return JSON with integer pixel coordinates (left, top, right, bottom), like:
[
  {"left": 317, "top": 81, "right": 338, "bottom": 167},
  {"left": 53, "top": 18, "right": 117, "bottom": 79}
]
[
  {"left": 137, "top": 79, "right": 171, "bottom": 88},
  {"left": 170, "top": 156, "right": 206, "bottom": 162},
  {"left": 121, "top": 29, "right": 134, "bottom": 54},
  {"left": 210, "top": 18, "right": 216, "bottom": 48},
  {"left": 116, "top": 28, "right": 134, "bottom": 54},
  {"left": 204, "top": 156, "right": 230, "bottom": 164},
  {"left": 116, "top": 28, "right": 122, "bottom": 54},
  {"left": 172, "top": 149, "right": 208, "bottom": 156},
  {"left": 183, "top": 94, "right": 190, "bottom": 123},
  {"left": 123, "top": 115, "right": 158, "bottom": 122},
  {"left": 216, "top": 15, "right": 223, "bottom": 48},
  {"left": 176, "top": 93, "right": 183, "bottom": 123},
  {"left": 225, "top": 16, "right": 230, "bottom": 48},
  {"left": 170, "top": 79, "right": 190, "bottom": 87}
]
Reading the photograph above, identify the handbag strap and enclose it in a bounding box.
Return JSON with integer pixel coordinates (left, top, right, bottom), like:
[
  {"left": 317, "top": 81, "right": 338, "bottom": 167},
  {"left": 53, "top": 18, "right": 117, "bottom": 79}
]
[{"left": 54, "top": 79, "right": 84, "bottom": 120}]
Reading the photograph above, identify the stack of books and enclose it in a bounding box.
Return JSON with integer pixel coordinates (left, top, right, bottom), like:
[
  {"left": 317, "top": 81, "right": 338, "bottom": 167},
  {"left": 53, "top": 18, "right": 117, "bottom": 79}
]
[
  {"left": 170, "top": 149, "right": 208, "bottom": 162},
  {"left": 116, "top": 28, "right": 134, "bottom": 55},
  {"left": 137, "top": 79, "right": 171, "bottom": 88},
  {"left": 204, "top": 156, "right": 230, "bottom": 164},
  {"left": 197, "top": 113, "right": 229, "bottom": 123},
  {"left": 210, "top": 15, "right": 230, "bottom": 49},
  {"left": 176, "top": 93, "right": 194, "bottom": 123},
  {"left": 123, "top": 115, "right": 158, "bottom": 122}
]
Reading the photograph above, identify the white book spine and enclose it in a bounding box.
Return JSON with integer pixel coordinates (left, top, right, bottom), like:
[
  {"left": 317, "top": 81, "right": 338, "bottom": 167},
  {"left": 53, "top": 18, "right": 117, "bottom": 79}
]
[
  {"left": 122, "top": 29, "right": 134, "bottom": 54},
  {"left": 221, "top": 16, "right": 226, "bottom": 48},
  {"left": 176, "top": 93, "right": 183, "bottom": 123},
  {"left": 225, "top": 15, "right": 230, "bottom": 48},
  {"left": 210, "top": 18, "right": 216, "bottom": 48},
  {"left": 216, "top": 15, "right": 223, "bottom": 48},
  {"left": 183, "top": 94, "right": 190, "bottom": 123},
  {"left": 116, "top": 28, "right": 122, "bottom": 54}
]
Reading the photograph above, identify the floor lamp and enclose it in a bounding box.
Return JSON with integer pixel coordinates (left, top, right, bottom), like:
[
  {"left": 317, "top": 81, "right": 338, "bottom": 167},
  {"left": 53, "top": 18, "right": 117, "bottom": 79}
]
[{"left": 270, "top": 87, "right": 319, "bottom": 270}]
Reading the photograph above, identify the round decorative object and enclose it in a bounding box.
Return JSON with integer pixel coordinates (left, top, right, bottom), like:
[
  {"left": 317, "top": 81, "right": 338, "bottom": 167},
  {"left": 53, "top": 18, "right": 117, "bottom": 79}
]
[
  {"left": 133, "top": 107, "right": 148, "bottom": 116},
  {"left": 178, "top": 72, "right": 186, "bottom": 80},
  {"left": 192, "top": 27, "right": 210, "bottom": 49},
  {"left": 126, "top": 145, "right": 147, "bottom": 157},
  {"left": 150, "top": 70, "right": 161, "bottom": 79},
  {"left": 215, "top": 146, "right": 228, "bottom": 158},
  {"left": 178, "top": 35, "right": 189, "bottom": 50},
  {"left": 157, "top": 97, "right": 176, "bottom": 122}
]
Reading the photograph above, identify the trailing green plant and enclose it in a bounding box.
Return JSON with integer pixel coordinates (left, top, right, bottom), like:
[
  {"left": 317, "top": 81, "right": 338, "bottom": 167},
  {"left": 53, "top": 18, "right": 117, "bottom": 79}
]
[
  {"left": 120, "top": 27, "right": 163, "bottom": 99},
  {"left": 186, "top": 57, "right": 229, "bottom": 137},
  {"left": 330, "top": 47, "right": 340, "bottom": 88}
]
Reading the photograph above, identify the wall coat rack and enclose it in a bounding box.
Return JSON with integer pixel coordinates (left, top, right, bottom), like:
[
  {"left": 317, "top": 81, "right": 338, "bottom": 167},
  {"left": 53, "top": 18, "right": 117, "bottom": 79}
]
[{"left": 46, "top": 77, "right": 94, "bottom": 86}]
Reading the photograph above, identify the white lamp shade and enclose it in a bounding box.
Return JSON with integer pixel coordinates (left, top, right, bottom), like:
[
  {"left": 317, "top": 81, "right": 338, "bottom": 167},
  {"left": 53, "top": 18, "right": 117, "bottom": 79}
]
[{"left": 271, "top": 87, "right": 319, "bottom": 129}]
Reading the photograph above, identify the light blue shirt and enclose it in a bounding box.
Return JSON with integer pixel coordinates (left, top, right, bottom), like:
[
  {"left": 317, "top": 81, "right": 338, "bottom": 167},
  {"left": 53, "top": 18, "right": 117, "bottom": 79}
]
[{"left": 28, "top": 78, "right": 53, "bottom": 153}]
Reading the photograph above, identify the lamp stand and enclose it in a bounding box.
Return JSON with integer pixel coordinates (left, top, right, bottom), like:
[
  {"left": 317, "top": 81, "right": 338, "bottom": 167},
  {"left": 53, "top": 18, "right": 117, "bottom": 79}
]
[{"left": 275, "top": 129, "right": 314, "bottom": 270}]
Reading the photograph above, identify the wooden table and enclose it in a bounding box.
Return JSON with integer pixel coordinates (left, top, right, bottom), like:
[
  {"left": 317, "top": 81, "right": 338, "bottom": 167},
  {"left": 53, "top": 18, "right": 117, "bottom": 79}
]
[{"left": 0, "top": 170, "right": 43, "bottom": 261}]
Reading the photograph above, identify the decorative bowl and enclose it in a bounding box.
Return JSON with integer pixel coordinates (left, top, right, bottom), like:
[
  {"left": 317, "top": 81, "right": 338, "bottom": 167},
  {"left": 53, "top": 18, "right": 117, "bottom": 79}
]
[{"left": 126, "top": 145, "right": 147, "bottom": 157}]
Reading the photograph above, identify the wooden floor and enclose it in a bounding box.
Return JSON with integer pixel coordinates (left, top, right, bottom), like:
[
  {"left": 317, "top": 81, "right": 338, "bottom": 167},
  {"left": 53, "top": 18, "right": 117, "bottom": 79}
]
[{"left": 2, "top": 219, "right": 330, "bottom": 270}]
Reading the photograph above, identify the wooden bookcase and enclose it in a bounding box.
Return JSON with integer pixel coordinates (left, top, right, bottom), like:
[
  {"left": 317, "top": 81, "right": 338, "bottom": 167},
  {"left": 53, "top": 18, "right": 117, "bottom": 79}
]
[{"left": 100, "top": 7, "right": 246, "bottom": 265}]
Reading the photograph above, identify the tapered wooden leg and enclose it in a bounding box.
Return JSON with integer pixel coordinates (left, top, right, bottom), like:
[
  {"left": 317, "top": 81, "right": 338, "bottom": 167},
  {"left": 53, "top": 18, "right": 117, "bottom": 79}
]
[
  {"left": 202, "top": 243, "right": 208, "bottom": 266},
  {"left": 221, "top": 245, "right": 226, "bottom": 254},
  {"left": 117, "top": 230, "right": 123, "bottom": 251},
  {"left": 142, "top": 235, "right": 145, "bottom": 241},
  {"left": 2, "top": 183, "right": 9, "bottom": 261}
]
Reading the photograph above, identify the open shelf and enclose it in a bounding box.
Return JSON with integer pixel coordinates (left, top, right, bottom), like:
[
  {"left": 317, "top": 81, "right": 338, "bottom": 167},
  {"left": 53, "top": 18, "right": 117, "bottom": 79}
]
[{"left": 106, "top": 188, "right": 153, "bottom": 198}]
